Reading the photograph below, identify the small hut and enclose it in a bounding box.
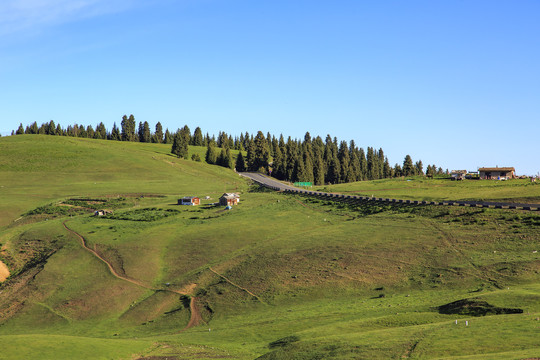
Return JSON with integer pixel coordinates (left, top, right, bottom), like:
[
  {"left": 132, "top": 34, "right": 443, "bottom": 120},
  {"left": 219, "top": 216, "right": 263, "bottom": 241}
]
[
  {"left": 219, "top": 193, "right": 240, "bottom": 206},
  {"left": 178, "top": 196, "right": 200, "bottom": 206},
  {"left": 94, "top": 209, "right": 113, "bottom": 216}
]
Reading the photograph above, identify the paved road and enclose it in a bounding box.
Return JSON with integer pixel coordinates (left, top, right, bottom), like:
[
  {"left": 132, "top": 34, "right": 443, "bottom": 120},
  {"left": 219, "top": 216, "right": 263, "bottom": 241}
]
[
  {"left": 239, "top": 172, "right": 297, "bottom": 191},
  {"left": 239, "top": 172, "right": 540, "bottom": 211}
]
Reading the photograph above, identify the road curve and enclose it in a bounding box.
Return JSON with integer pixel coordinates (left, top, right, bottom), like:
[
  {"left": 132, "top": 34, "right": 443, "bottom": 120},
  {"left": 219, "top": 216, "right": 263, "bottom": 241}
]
[{"left": 239, "top": 172, "right": 540, "bottom": 211}]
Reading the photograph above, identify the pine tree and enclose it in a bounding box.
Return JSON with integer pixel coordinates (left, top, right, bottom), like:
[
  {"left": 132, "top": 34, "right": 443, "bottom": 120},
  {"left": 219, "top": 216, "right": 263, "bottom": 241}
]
[
  {"left": 415, "top": 160, "right": 424, "bottom": 176},
  {"left": 171, "top": 130, "right": 189, "bottom": 159},
  {"left": 266, "top": 132, "right": 273, "bottom": 156},
  {"left": 181, "top": 125, "right": 191, "bottom": 145},
  {"left": 313, "top": 153, "right": 325, "bottom": 185},
  {"left": 349, "top": 143, "right": 361, "bottom": 181},
  {"left": 293, "top": 156, "right": 307, "bottom": 182},
  {"left": 403, "top": 155, "right": 415, "bottom": 176},
  {"left": 216, "top": 147, "right": 226, "bottom": 167},
  {"left": 245, "top": 141, "right": 254, "bottom": 170},
  {"left": 15, "top": 123, "right": 24, "bottom": 135},
  {"left": 86, "top": 125, "right": 94, "bottom": 138},
  {"left": 205, "top": 144, "right": 217, "bottom": 164},
  {"left": 78, "top": 125, "right": 86, "bottom": 138},
  {"left": 225, "top": 147, "right": 234, "bottom": 169},
  {"left": 426, "top": 165, "right": 434, "bottom": 177},
  {"left": 192, "top": 127, "right": 203, "bottom": 146},
  {"left": 251, "top": 131, "right": 270, "bottom": 172},
  {"left": 164, "top": 129, "right": 173, "bottom": 144},
  {"left": 96, "top": 122, "right": 107, "bottom": 139},
  {"left": 285, "top": 138, "right": 297, "bottom": 180},
  {"left": 153, "top": 122, "right": 163, "bottom": 143},
  {"left": 358, "top": 148, "right": 367, "bottom": 180},
  {"left": 303, "top": 150, "right": 314, "bottom": 183},
  {"left": 271, "top": 144, "right": 285, "bottom": 179},
  {"left": 217, "top": 131, "right": 228, "bottom": 148},
  {"left": 338, "top": 140, "right": 350, "bottom": 183},
  {"left": 383, "top": 157, "right": 392, "bottom": 178},
  {"left": 327, "top": 155, "right": 341, "bottom": 184},
  {"left": 367, "top": 147, "right": 379, "bottom": 180},
  {"left": 138, "top": 121, "right": 151, "bottom": 143},
  {"left": 110, "top": 123, "right": 121, "bottom": 140},
  {"left": 29, "top": 121, "right": 38, "bottom": 134},
  {"left": 235, "top": 151, "right": 246, "bottom": 172},
  {"left": 121, "top": 115, "right": 136, "bottom": 141},
  {"left": 378, "top": 148, "right": 385, "bottom": 179},
  {"left": 271, "top": 136, "right": 279, "bottom": 158},
  {"left": 37, "top": 123, "right": 46, "bottom": 134},
  {"left": 47, "top": 120, "right": 56, "bottom": 135},
  {"left": 394, "top": 163, "right": 403, "bottom": 177}
]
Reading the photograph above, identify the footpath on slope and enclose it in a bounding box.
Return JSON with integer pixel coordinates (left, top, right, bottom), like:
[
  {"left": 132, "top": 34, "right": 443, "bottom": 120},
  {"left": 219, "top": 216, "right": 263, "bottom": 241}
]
[
  {"left": 209, "top": 267, "right": 265, "bottom": 304},
  {"left": 239, "top": 172, "right": 540, "bottom": 211},
  {"left": 62, "top": 221, "right": 204, "bottom": 331}
]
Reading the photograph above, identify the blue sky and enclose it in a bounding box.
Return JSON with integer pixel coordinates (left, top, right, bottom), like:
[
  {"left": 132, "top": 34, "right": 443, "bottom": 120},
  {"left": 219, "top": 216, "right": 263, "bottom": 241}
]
[{"left": 1, "top": 0, "right": 539, "bottom": 175}]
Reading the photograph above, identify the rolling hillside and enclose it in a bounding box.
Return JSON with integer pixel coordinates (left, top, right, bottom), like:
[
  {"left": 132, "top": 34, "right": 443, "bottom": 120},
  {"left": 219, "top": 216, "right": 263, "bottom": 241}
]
[{"left": 0, "top": 135, "right": 539, "bottom": 359}]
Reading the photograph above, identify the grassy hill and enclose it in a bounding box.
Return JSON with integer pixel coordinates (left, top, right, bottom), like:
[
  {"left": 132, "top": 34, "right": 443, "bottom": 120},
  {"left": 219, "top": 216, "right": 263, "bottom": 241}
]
[
  {"left": 315, "top": 176, "right": 540, "bottom": 204},
  {"left": 0, "top": 135, "right": 539, "bottom": 359},
  {"left": 0, "top": 135, "right": 244, "bottom": 226}
]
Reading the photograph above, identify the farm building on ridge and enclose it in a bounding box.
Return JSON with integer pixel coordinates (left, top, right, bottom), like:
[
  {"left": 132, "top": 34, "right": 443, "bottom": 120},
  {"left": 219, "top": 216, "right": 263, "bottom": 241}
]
[
  {"left": 178, "top": 196, "right": 200, "bottom": 205},
  {"left": 478, "top": 167, "right": 516, "bottom": 180},
  {"left": 219, "top": 193, "right": 240, "bottom": 206}
]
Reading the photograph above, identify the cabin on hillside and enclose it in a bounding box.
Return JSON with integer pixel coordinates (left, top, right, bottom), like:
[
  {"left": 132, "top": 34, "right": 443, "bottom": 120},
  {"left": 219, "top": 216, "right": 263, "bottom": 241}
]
[
  {"left": 219, "top": 193, "right": 240, "bottom": 206},
  {"left": 478, "top": 167, "right": 516, "bottom": 180},
  {"left": 450, "top": 170, "right": 467, "bottom": 181},
  {"left": 94, "top": 209, "right": 113, "bottom": 216},
  {"left": 178, "top": 196, "right": 200, "bottom": 206}
]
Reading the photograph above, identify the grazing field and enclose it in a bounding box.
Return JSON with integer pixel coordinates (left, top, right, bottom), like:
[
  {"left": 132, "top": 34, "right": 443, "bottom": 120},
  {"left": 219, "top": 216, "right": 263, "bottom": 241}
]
[
  {"left": 316, "top": 177, "right": 540, "bottom": 204},
  {"left": 0, "top": 135, "right": 244, "bottom": 227},
  {"left": 0, "top": 135, "right": 539, "bottom": 359}
]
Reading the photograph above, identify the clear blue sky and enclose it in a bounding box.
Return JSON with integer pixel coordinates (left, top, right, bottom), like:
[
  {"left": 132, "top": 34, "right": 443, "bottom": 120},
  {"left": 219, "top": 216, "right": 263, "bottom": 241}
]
[{"left": 1, "top": 0, "right": 539, "bottom": 175}]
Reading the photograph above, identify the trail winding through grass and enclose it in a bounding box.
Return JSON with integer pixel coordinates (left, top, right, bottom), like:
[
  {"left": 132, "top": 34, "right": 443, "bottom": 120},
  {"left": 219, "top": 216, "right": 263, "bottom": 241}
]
[{"left": 62, "top": 221, "right": 203, "bottom": 331}]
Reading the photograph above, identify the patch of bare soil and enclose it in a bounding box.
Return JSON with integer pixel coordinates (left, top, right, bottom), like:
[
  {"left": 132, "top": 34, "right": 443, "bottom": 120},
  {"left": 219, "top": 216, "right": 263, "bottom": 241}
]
[
  {"left": 0, "top": 265, "right": 44, "bottom": 323},
  {"left": 177, "top": 296, "right": 205, "bottom": 332},
  {"left": 0, "top": 260, "right": 9, "bottom": 282},
  {"left": 179, "top": 283, "right": 197, "bottom": 295}
]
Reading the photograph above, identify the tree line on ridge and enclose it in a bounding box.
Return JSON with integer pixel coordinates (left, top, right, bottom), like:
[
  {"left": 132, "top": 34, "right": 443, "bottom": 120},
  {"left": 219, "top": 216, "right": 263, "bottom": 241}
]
[{"left": 12, "top": 116, "right": 446, "bottom": 185}]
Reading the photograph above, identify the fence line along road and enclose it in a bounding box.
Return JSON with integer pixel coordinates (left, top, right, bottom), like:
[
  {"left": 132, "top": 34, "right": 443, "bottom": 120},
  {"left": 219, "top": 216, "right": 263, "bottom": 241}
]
[{"left": 238, "top": 172, "right": 540, "bottom": 211}]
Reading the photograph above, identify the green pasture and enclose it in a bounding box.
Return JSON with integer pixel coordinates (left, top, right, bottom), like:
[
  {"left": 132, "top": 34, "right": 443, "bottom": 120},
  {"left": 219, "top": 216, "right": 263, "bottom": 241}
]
[
  {"left": 0, "top": 135, "right": 539, "bottom": 359},
  {"left": 316, "top": 176, "right": 540, "bottom": 204},
  {"left": 0, "top": 135, "right": 245, "bottom": 226}
]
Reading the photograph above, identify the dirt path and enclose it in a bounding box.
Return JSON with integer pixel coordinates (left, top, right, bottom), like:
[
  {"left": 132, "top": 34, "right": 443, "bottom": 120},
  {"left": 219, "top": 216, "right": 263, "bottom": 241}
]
[
  {"left": 62, "top": 221, "right": 202, "bottom": 331},
  {"left": 62, "top": 221, "right": 149, "bottom": 289},
  {"left": 0, "top": 260, "right": 9, "bottom": 282},
  {"left": 209, "top": 267, "right": 265, "bottom": 304}
]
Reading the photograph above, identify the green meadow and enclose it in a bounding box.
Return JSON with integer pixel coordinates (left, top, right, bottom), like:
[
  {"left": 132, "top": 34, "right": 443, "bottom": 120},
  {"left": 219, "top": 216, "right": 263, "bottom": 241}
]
[
  {"left": 0, "top": 135, "right": 539, "bottom": 359},
  {"left": 316, "top": 176, "right": 540, "bottom": 204}
]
